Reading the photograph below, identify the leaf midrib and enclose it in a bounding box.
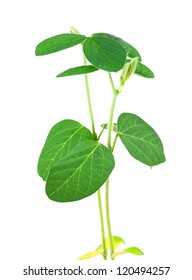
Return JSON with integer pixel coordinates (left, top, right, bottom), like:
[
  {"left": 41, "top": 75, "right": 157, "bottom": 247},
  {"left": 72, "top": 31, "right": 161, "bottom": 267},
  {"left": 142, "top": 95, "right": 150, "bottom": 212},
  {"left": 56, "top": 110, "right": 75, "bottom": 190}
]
[
  {"left": 48, "top": 143, "right": 101, "bottom": 197},
  {"left": 43, "top": 125, "right": 84, "bottom": 175},
  {"left": 91, "top": 37, "right": 116, "bottom": 71},
  {"left": 119, "top": 131, "right": 163, "bottom": 150},
  {"left": 122, "top": 135, "right": 161, "bottom": 164}
]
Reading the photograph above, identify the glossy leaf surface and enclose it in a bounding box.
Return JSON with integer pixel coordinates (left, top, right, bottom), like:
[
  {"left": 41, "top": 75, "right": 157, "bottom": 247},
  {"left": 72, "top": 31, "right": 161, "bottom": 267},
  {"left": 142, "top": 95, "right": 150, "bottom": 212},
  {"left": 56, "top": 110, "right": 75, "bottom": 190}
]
[
  {"left": 56, "top": 65, "right": 98, "bottom": 77},
  {"left": 83, "top": 34, "right": 127, "bottom": 72},
  {"left": 117, "top": 113, "right": 165, "bottom": 166},
  {"left": 35, "top": 34, "right": 86, "bottom": 55},
  {"left": 38, "top": 120, "right": 93, "bottom": 180},
  {"left": 46, "top": 140, "right": 115, "bottom": 202}
]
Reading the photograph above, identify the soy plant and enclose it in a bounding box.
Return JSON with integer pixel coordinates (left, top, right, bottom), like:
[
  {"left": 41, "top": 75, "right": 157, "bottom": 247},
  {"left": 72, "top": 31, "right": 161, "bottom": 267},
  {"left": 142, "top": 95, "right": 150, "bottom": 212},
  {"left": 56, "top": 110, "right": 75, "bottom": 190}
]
[{"left": 35, "top": 27, "right": 166, "bottom": 260}]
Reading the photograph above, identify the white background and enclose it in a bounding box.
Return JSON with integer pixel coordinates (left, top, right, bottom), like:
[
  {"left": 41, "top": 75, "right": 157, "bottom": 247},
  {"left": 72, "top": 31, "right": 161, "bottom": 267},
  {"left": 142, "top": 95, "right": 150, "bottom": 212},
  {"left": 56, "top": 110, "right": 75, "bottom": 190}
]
[{"left": 1, "top": 0, "right": 192, "bottom": 279}]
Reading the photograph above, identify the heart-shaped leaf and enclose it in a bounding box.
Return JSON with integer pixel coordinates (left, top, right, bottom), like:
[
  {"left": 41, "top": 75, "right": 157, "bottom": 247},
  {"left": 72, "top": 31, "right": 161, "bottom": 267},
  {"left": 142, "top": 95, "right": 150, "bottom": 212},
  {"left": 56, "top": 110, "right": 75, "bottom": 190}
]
[
  {"left": 83, "top": 34, "right": 127, "bottom": 72},
  {"left": 35, "top": 34, "right": 86, "bottom": 56},
  {"left": 38, "top": 120, "right": 93, "bottom": 181},
  {"left": 56, "top": 65, "right": 99, "bottom": 77},
  {"left": 46, "top": 140, "right": 115, "bottom": 202},
  {"left": 117, "top": 113, "right": 166, "bottom": 166}
]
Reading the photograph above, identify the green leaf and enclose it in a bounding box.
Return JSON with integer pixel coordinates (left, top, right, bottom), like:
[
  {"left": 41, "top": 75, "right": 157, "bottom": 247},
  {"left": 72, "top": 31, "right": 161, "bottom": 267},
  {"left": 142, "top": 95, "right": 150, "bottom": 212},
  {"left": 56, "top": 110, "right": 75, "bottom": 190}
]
[
  {"left": 114, "top": 247, "right": 144, "bottom": 256},
  {"left": 78, "top": 250, "right": 101, "bottom": 260},
  {"left": 56, "top": 65, "right": 99, "bottom": 77},
  {"left": 117, "top": 113, "right": 166, "bottom": 166},
  {"left": 78, "top": 241, "right": 103, "bottom": 260},
  {"left": 106, "top": 236, "right": 125, "bottom": 250},
  {"left": 46, "top": 140, "right": 115, "bottom": 202},
  {"left": 127, "top": 59, "right": 154, "bottom": 78},
  {"left": 96, "top": 236, "right": 125, "bottom": 252},
  {"left": 135, "top": 61, "right": 154, "bottom": 78},
  {"left": 93, "top": 33, "right": 142, "bottom": 61},
  {"left": 35, "top": 34, "right": 86, "bottom": 56},
  {"left": 38, "top": 120, "right": 93, "bottom": 181},
  {"left": 127, "top": 44, "right": 142, "bottom": 61},
  {"left": 83, "top": 34, "right": 127, "bottom": 72}
]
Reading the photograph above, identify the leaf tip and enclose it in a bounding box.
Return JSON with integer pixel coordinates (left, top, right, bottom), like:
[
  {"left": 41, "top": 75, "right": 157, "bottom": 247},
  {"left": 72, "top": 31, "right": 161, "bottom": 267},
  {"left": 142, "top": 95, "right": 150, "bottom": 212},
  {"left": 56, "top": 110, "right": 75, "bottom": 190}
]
[{"left": 35, "top": 46, "right": 40, "bottom": 56}]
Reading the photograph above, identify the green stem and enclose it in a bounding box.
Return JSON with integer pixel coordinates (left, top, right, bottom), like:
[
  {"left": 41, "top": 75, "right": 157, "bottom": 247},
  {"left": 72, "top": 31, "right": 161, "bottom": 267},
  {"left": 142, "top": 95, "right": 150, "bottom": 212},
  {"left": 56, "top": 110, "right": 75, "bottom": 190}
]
[
  {"left": 97, "top": 189, "right": 107, "bottom": 260},
  {"left": 106, "top": 73, "right": 118, "bottom": 260},
  {"left": 71, "top": 27, "right": 107, "bottom": 259},
  {"left": 83, "top": 54, "right": 107, "bottom": 260},
  {"left": 107, "top": 93, "right": 118, "bottom": 149},
  {"left": 105, "top": 177, "right": 114, "bottom": 259},
  {"left": 83, "top": 55, "right": 97, "bottom": 140},
  {"left": 97, "top": 124, "right": 107, "bottom": 141},
  {"left": 111, "top": 134, "right": 119, "bottom": 152}
]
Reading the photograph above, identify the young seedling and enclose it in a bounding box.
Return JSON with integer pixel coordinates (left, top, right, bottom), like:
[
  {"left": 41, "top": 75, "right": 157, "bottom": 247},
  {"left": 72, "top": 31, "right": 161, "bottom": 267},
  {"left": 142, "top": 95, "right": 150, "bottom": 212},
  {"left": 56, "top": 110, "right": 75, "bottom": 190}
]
[{"left": 35, "top": 27, "right": 166, "bottom": 260}]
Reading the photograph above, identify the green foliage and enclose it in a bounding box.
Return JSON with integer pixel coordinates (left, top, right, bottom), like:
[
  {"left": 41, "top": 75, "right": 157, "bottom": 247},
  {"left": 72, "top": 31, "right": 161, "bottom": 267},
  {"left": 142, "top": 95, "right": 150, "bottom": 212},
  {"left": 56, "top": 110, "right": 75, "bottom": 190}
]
[
  {"left": 120, "top": 57, "right": 139, "bottom": 86},
  {"left": 38, "top": 120, "right": 93, "bottom": 180},
  {"left": 97, "top": 236, "right": 125, "bottom": 251},
  {"left": 35, "top": 28, "right": 165, "bottom": 260},
  {"left": 79, "top": 236, "right": 144, "bottom": 260},
  {"left": 114, "top": 247, "right": 144, "bottom": 257},
  {"left": 94, "top": 33, "right": 142, "bottom": 61},
  {"left": 46, "top": 140, "right": 115, "bottom": 202},
  {"left": 117, "top": 113, "right": 165, "bottom": 166},
  {"left": 135, "top": 61, "right": 154, "bottom": 78},
  {"left": 56, "top": 65, "right": 98, "bottom": 77},
  {"left": 35, "top": 34, "right": 86, "bottom": 55},
  {"left": 78, "top": 250, "right": 101, "bottom": 260},
  {"left": 79, "top": 236, "right": 125, "bottom": 260},
  {"left": 127, "top": 59, "right": 154, "bottom": 78},
  {"left": 83, "top": 34, "right": 127, "bottom": 72}
]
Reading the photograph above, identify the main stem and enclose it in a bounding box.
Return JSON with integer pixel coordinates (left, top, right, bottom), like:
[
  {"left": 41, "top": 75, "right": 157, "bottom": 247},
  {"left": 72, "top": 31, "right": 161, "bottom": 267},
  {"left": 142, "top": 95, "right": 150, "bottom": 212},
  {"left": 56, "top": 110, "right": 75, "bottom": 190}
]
[
  {"left": 83, "top": 55, "right": 107, "bottom": 260},
  {"left": 71, "top": 27, "right": 107, "bottom": 259},
  {"left": 106, "top": 73, "right": 118, "bottom": 260},
  {"left": 97, "top": 189, "right": 107, "bottom": 259}
]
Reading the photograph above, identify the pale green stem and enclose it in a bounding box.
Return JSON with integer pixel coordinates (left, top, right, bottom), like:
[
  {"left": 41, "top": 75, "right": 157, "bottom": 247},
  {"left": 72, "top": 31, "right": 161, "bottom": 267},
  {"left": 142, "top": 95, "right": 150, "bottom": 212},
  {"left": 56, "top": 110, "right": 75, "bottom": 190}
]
[
  {"left": 83, "top": 56, "right": 97, "bottom": 140},
  {"left": 97, "top": 124, "right": 107, "bottom": 141},
  {"left": 107, "top": 93, "right": 118, "bottom": 149},
  {"left": 71, "top": 27, "right": 107, "bottom": 259},
  {"left": 108, "top": 71, "right": 116, "bottom": 93},
  {"left": 105, "top": 177, "right": 114, "bottom": 259},
  {"left": 106, "top": 73, "right": 118, "bottom": 260},
  {"left": 111, "top": 134, "right": 119, "bottom": 152},
  {"left": 97, "top": 189, "right": 107, "bottom": 260},
  {"left": 83, "top": 55, "right": 107, "bottom": 260}
]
